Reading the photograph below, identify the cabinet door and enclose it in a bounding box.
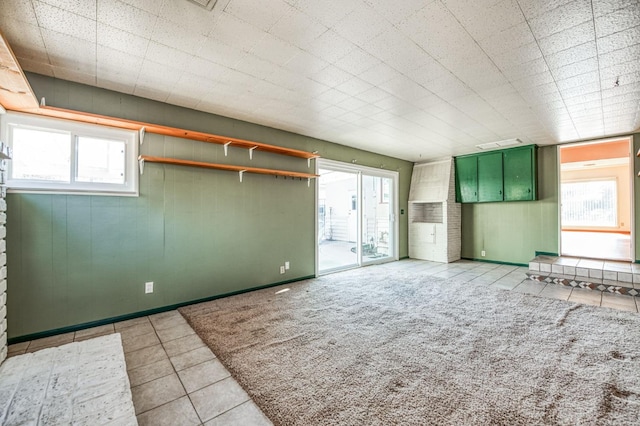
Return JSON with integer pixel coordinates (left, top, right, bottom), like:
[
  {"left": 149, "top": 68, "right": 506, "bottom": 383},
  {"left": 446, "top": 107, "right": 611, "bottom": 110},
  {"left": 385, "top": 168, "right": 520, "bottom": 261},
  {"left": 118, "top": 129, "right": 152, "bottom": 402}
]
[
  {"left": 504, "top": 147, "right": 535, "bottom": 201},
  {"left": 455, "top": 156, "right": 478, "bottom": 203},
  {"left": 477, "top": 152, "right": 503, "bottom": 202}
]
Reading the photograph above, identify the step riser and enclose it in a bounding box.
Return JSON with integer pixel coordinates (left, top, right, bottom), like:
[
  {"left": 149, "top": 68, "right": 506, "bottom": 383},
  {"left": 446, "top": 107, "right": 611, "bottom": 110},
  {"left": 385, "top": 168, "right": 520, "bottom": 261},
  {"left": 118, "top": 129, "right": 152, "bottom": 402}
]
[
  {"left": 527, "top": 273, "right": 639, "bottom": 297},
  {"left": 530, "top": 262, "right": 639, "bottom": 283}
]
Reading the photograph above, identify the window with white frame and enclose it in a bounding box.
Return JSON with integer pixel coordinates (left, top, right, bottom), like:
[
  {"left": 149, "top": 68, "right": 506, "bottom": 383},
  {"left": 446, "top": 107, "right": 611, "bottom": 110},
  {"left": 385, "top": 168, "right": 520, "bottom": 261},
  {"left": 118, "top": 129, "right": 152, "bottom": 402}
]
[
  {"left": 2, "top": 112, "right": 138, "bottom": 195},
  {"left": 561, "top": 179, "right": 617, "bottom": 227}
]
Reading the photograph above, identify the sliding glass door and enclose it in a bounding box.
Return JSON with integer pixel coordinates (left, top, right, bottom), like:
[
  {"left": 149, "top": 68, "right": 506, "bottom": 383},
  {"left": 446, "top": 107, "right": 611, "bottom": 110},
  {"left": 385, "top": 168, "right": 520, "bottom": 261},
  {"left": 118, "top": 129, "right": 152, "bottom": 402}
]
[
  {"left": 317, "top": 160, "right": 398, "bottom": 274},
  {"left": 362, "top": 175, "right": 393, "bottom": 264}
]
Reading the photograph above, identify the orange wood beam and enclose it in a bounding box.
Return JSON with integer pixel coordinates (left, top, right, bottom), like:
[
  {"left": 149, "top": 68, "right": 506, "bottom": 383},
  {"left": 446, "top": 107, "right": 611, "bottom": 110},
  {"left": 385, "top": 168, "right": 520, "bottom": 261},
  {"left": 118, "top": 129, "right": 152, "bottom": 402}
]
[{"left": 0, "top": 31, "right": 39, "bottom": 110}]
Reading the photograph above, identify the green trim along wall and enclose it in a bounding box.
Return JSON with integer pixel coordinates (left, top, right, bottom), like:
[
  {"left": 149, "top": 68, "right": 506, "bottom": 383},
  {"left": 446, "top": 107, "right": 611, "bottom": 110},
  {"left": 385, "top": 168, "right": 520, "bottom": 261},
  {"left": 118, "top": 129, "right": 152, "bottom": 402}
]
[
  {"left": 6, "top": 73, "right": 413, "bottom": 338},
  {"left": 462, "top": 134, "right": 640, "bottom": 264}
]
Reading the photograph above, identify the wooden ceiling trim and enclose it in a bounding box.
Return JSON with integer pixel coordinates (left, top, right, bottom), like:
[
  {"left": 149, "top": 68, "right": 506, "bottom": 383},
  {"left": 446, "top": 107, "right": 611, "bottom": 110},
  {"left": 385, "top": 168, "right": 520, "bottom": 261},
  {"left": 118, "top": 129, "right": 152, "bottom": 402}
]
[{"left": 0, "top": 32, "right": 39, "bottom": 110}]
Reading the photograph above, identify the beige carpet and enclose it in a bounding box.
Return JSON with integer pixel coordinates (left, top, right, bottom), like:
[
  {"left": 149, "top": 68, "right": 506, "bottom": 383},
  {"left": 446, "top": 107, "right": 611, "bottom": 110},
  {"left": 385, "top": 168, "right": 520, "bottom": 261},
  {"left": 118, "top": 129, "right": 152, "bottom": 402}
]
[{"left": 179, "top": 266, "right": 640, "bottom": 425}]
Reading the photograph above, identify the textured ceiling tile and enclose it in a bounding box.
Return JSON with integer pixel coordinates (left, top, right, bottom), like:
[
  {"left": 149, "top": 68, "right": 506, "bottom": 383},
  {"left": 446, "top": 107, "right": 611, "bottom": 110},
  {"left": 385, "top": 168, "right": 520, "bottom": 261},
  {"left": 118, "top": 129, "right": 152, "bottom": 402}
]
[
  {"left": 0, "top": 0, "right": 38, "bottom": 25},
  {"left": 197, "top": 37, "right": 247, "bottom": 68},
  {"left": 528, "top": 0, "right": 593, "bottom": 39},
  {"left": 518, "top": 0, "right": 575, "bottom": 19},
  {"left": 596, "top": 25, "right": 640, "bottom": 54},
  {"left": 41, "top": 29, "right": 96, "bottom": 74},
  {"left": 282, "top": 50, "right": 329, "bottom": 76},
  {"left": 293, "top": 0, "right": 358, "bottom": 28},
  {"left": 34, "top": 1, "right": 97, "bottom": 43},
  {"left": 478, "top": 23, "right": 536, "bottom": 58},
  {"left": 39, "top": 0, "right": 96, "bottom": 19},
  {"left": 333, "top": 3, "right": 391, "bottom": 47},
  {"left": 119, "top": 0, "right": 163, "bottom": 15},
  {"left": 52, "top": 66, "right": 96, "bottom": 85},
  {"left": 305, "top": 30, "right": 356, "bottom": 64},
  {"left": 269, "top": 9, "right": 327, "bottom": 49},
  {"left": 502, "top": 57, "right": 550, "bottom": 81},
  {"left": 357, "top": 62, "right": 403, "bottom": 86},
  {"left": 555, "top": 71, "right": 600, "bottom": 90},
  {"left": 209, "top": 12, "right": 267, "bottom": 52},
  {"left": 537, "top": 21, "right": 595, "bottom": 55},
  {"left": 334, "top": 48, "right": 380, "bottom": 76},
  {"left": 183, "top": 55, "right": 231, "bottom": 80},
  {"left": 98, "top": 0, "right": 158, "bottom": 39},
  {"left": 97, "top": 75, "right": 136, "bottom": 94},
  {"left": 448, "top": 0, "right": 526, "bottom": 41},
  {"left": 97, "top": 45, "right": 143, "bottom": 74},
  {"left": 595, "top": 4, "right": 640, "bottom": 37},
  {"left": 335, "top": 77, "right": 374, "bottom": 97},
  {"left": 598, "top": 44, "right": 640, "bottom": 69},
  {"left": 364, "top": 0, "right": 433, "bottom": 25},
  {"left": 224, "top": 0, "right": 293, "bottom": 31},
  {"left": 151, "top": 18, "right": 208, "bottom": 54},
  {"left": 232, "top": 55, "right": 279, "bottom": 80},
  {"left": 0, "top": 20, "right": 48, "bottom": 61},
  {"left": 145, "top": 41, "right": 193, "bottom": 68},
  {"left": 377, "top": 75, "right": 433, "bottom": 103},
  {"left": 545, "top": 41, "right": 597, "bottom": 70},
  {"left": 250, "top": 34, "right": 301, "bottom": 66},
  {"left": 592, "top": 0, "right": 638, "bottom": 17},
  {"left": 600, "top": 60, "right": 640, "bottom": 82},
  {"left": 550, "top": 57, "right": 598, "bottom": 80},
  {"left": 561, "top": 80, "right": 601, "bottom": 99},
  {"left": 97, "top": 23, "right": 149, "bottom": 57},
  {"left": 158, "top": 0, "right": 218, "bottom": 34},
  {"left": 491, "top": 41, "right": 542, "bottom": 70},
  {"left": 309, "top": 65, "right": 352, "bottom": 88}
]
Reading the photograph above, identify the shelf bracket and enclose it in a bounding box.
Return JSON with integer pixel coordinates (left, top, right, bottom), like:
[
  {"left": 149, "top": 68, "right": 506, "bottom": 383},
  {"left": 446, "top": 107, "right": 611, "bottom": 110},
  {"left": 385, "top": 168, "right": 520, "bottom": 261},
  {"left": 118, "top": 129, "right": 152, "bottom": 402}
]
[
  {"left": 249, "top": 146, "right": 258, "bottom": 160},
  {"left": 238, "top": 169, "right": 246, "bottom": 182},
  {"left": 138, "top": 158, "right": 145, "bottom": 175},
  {"left": 224, "top": 141, "right": 232, "bottom": 156},
  {"left": 139, "top": 127, "right": 146, "bottom": 145}
]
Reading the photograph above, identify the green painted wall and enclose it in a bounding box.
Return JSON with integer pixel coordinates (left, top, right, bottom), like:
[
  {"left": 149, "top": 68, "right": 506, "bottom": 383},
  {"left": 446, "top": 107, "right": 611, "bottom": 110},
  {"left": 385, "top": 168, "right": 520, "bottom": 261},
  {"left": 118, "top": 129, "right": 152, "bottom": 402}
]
[
  {"left": 461, "top": 146, "right": 559, "bottom": 264},
  {"left": 462, "top": 135, "right": 640, "bottom": 264},
  {"left": 6, "top": 74, "right": 413, "bottom": 338}
]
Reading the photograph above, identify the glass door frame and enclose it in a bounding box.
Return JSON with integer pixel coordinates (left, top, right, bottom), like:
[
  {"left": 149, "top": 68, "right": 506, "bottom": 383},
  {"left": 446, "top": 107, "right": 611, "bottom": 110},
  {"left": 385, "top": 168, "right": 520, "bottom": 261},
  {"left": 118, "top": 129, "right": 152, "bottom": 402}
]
[
  {"left": 556, "top": 135, "right": 635, "bottom": 261},
  {"left": 316, "top": 158, "right": 399, "bottom": 276}
]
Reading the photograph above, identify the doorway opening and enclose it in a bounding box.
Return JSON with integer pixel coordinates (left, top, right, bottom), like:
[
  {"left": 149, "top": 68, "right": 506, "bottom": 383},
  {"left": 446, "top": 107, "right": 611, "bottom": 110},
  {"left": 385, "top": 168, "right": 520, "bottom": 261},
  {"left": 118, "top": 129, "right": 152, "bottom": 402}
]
[
  {"left": 317, "top": 159, "right": 398, "bottom": 275},
  {"left": 558, "top": 137, "right": 634, "bottom": 261}
]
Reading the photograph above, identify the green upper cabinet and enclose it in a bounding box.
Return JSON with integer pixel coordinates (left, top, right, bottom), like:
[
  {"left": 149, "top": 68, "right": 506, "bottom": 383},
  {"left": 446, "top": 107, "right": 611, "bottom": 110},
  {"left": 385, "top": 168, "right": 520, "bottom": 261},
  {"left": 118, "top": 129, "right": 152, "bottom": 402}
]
[
  {"left": 477, "top": 152, "right": 503, "bottom": 202},
  {"left": 455, "top": 155, "right": 478, "bottom": 202},
  {"left": 503, "top": 146, "right": 537, "bottom": 201},
  {"left": 454, "top": 145, "right": 537, "bottom": 204}
]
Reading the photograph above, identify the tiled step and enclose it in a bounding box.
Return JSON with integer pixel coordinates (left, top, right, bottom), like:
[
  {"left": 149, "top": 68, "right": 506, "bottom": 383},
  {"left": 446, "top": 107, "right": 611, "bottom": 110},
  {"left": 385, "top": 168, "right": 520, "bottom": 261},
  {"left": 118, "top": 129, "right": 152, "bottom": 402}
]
[
  {"left": 526, "top": 272, "right": 639, "bottom": 296},
  {"left": 529, "top": 255, "right": 639, "bottom": 283},
  {"left": 528, "top": 255, "right": 640, "bottom": 298}
]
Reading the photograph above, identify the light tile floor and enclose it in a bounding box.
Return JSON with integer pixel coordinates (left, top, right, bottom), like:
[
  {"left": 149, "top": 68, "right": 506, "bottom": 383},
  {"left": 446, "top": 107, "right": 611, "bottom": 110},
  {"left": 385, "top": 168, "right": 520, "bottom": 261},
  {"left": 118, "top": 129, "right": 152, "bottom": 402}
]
[
  {"left": 6, "top": 259, "right": 639, "bottom": 424},
  {"left": 8, "top": 311, "right": 272, "bottom": 425}
]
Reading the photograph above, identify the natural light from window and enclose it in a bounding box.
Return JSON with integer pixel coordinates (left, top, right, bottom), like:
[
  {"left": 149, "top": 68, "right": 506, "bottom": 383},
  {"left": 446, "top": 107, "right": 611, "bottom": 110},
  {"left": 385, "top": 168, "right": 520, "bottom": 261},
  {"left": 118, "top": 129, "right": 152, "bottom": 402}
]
[
  {"left": 2, "top": 112, "right": 138, "bottom": 195},
  {"left": 561, "top": 180, "right": 617, "bottom": 227}
]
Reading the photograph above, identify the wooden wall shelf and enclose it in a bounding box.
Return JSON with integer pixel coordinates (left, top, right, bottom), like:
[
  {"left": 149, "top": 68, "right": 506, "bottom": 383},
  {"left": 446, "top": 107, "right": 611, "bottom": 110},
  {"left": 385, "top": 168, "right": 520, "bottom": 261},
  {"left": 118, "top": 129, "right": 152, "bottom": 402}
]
[
  {"left": 139, "top": 155, "right": 319, "bottom": 183},
  {"left": 33, "top": 106, "right": 320, "bottom": 161}
]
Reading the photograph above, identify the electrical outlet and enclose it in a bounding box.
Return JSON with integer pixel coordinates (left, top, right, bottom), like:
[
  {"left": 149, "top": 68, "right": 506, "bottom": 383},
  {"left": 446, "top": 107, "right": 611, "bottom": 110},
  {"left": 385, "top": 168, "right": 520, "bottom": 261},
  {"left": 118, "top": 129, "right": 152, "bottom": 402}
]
[
  {"left": 481, "top": 250, "right": 486, "bottom": 257},
  {"left": 285, "top": 261, "right": 290, "bottom": 270},
  {"left": 145, "top": 282, "right": 154, "bottom": 294},
  {"left": 280, "top": 266, "right": 285, "bottom": 274}
]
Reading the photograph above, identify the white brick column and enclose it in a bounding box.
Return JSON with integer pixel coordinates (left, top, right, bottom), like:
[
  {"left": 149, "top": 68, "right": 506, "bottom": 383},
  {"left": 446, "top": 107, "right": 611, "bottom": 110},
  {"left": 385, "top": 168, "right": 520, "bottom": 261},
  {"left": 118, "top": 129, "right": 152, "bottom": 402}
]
[{"left": 0, "top": 146, "right": 10, "bottom": 364}]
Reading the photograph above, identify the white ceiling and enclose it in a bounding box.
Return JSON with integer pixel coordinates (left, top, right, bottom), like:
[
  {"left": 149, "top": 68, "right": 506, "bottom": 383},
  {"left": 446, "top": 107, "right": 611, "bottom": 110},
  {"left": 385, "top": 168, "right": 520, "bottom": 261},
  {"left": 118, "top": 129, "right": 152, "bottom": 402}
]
[{"left": 0, "top": 0, "right": 638, "bottom": 162}]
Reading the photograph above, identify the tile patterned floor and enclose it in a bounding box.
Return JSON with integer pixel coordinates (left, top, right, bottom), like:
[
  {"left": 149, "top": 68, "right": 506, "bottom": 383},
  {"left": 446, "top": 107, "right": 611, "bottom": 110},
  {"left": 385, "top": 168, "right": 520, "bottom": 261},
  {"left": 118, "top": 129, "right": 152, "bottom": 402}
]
[
  {"left": 8, "top": 311, "right": 272, "bottom": 425},
  {"left": 6, "top": 258, "right": 639, "bottom": 424}
]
